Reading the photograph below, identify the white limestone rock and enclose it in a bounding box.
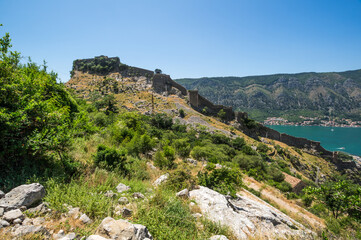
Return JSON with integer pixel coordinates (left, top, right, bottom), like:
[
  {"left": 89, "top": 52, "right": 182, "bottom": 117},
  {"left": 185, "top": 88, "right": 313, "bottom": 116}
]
[
  {"left": 87, "top": 235, "right": 111, "bottom": 240},
  {"left": 209, "top": 235, "right": 229, "bottom": 240},
  {"left": 95, "top": 217, "right": 152, "bottom": 240},
  {"left": 189, "top": 186, "right": 315, "bottom": 240},
  {"left": 11, "top": 225, "right": 49, "bottom": 238},
  {"left": 80, "top": 213, "right": 93, "bottom": 224},
  {"left": 118, "top": 196, "right": 129, "bottom": 205},
  {"left": 67, "top": 207, "right": 81, "bottom": 219},
  {"left": 176, "top": 189, "right": 189, "bottom": 199},
  {"left": 0, "top": 219, "right": 10, "bottom": 228},
  {"left": 0, "top": 190, "right": 4, "bottom": 199},
  {"left": 116, "top": 183, "right": 131, "bottom": 193},
  {"left": 0, "top": 183, "right": 45, "bottom": 210},
  {"left": 153, "top": 173, "right": 169, "bottom": 187},
  {"left": 3, "top": 209, "right": 24, "bottom": 222}
]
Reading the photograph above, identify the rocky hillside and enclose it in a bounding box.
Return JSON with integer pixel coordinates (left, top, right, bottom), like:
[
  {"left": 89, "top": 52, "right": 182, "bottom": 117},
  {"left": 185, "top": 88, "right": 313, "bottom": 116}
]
[
  {"left": 2, "top": 45, "right": 361, "bottom": 239},
  {"left": 176, "top": 69, "right": 361, "bottom": 121}
]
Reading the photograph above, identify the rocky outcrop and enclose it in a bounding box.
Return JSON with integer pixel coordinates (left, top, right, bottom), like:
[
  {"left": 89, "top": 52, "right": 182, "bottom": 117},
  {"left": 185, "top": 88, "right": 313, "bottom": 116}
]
[
  {"left": 0, "top": 183, "right": 45, "bottom": 210},
  {"left": 95, "top": 217, "right": 152, "bottom": 240},
  {"left": 116, "top": 183, "right": 131, "bottom": 193},
  {"left": 11, "top": 225, "right": 50, "bottom": 238},
  {"left": 189, "top": 186, "right": 315, "bottom": 239},
  {"left": 153, "top": 173, "right": 169, "bottom": 187}
]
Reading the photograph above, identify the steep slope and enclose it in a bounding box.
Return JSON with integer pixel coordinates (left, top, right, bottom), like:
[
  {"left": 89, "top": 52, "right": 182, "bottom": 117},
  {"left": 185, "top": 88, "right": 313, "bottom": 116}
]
[
  {"left": 176, "top": 69, "right": 361, "bottom": 121},
  {"left": 62, "top": 56, "right": 346, "bottom": 238}
]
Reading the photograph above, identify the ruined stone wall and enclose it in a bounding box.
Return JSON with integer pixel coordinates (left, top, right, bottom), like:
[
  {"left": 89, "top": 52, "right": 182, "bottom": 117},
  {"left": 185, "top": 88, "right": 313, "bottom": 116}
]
[
  {"left": 188, "top": 90, "right": 234, "bottom": 120},
  {"left": 235, "top": 118, "right": 333, "bottom": 157},
  {"left": 125, "top": 67, "right": 154, "bottom": 77},
  {"left": 152, "top": 74, "right": 187, "bottom": 95},
  {"left": 73, "top": 56, "right": 122, "bottom": 74},
  {"left": 188, "top": 90, "right": 199, "bottom": 107}
]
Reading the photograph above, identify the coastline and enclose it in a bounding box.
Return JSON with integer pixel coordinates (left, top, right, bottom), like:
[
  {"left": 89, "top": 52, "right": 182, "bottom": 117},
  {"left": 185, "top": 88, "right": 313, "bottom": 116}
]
[{"left": 266, "top": 125, "right": 361, "bottom": 157}]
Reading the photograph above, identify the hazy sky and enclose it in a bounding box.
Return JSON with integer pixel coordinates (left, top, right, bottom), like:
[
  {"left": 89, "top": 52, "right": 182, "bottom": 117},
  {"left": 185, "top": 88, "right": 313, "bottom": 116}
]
[{"left": 1, "top": 0, "right": 361, "bottom": 82}]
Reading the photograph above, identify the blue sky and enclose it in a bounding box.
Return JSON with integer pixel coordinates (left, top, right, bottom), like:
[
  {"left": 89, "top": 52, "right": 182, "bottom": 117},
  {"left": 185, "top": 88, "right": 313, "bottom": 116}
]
[{"left": 1, "top": 0, "right": 361, "bottom": 82}]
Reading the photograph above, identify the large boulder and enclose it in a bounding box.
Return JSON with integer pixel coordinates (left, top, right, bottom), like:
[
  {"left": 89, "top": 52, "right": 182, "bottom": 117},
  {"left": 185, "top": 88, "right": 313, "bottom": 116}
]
[
  {"left": 189, "top": 186, "right": 315, "bottom": 240},
  {"left": 11, "top": 225, "right": 49, "bottom": 238},
  {"left": 0, "top": 183, "right": 45, "bottom": 210},
  {"left": 0, "top": 190, "right": 4, "bottom": 199},
  {"left": 95, "top": 217, "right": 152, "bottom": 240}
]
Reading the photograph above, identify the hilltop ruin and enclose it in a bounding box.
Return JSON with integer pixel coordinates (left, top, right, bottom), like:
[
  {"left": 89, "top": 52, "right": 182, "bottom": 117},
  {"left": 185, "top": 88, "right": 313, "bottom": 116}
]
[{"left": 67, "top": 56, "right": 337, "bottom": 160}]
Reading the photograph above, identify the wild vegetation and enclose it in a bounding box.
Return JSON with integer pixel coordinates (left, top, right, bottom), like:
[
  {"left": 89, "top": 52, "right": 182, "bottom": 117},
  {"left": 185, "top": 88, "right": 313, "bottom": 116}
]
[{"left": 2, "top": 26, "right": 361, "bottom": 239}]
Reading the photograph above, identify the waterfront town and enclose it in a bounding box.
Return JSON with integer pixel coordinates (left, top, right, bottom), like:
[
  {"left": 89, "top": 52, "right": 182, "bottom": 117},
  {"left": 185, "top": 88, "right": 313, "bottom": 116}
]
[{"left": 264, "top": 116, "right": 361, "bottom": 127}]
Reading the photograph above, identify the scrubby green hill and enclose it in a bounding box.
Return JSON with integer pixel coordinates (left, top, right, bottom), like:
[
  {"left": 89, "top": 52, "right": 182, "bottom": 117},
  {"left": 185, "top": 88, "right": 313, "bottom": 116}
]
[
  {"left": 176, "top": 70, "right": 361, "bottom": 121},
  {"left": 2, "top": 26, "right": 361, "bottom": 239}
]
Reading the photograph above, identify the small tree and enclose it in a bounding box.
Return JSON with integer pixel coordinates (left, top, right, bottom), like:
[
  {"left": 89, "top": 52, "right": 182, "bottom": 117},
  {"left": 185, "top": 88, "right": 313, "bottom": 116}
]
[
  {"left": 179, "top": 109, "right": 185, "bottom": 118},
  {"left": 304, "top": 180, "right": 361, "bottom": 219},
  {"left": 217, "top": 109, "right": 226, "bottom": 120},
  {"left": 173, "top": 138, "right": 191, "bottom": 158}
]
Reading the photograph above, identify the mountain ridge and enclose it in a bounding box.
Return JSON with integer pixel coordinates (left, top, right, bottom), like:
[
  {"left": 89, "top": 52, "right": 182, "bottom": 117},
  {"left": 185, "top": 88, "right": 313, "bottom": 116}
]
[{"left": 175, "top": 69, "right": 361, "bottom": 121}]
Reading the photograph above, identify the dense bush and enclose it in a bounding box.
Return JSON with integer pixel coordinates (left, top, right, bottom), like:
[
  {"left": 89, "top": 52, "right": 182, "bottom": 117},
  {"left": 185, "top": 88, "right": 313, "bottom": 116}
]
[
  {"left": 164, "top": 168, "right": 196, "bottom": 191},
  {"left": 231, "top": 137, "right": 246, "bottom": 150},
  {"left": 94, "top": 145, "right": 127, "bottom": 173},
  {"left": 154, "top": 146, "right": 176, "bottom": 169},
  {"left": 0, "top": 28, "right": 80, "bottom": 189},
  {"left": 173, "top": 138, "right": 191, "bottom": 158},
  {"left": 151, "top": 113, "right": 173, "bottom": 129},
  {"left": 198, "top": 167, "right": 243, "bottom": 197}
]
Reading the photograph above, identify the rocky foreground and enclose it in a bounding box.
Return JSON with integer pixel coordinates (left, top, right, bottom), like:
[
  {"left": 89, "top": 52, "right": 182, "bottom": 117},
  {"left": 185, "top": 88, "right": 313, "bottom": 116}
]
[{"left": 0, "top": 180, "right": 315, "bottom": 239}]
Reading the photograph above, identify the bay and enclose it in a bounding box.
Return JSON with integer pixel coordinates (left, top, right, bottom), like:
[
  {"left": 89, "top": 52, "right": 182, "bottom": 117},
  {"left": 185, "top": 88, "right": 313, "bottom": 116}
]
[{"left": 267, "top": 125, "right": 361, "bottom": 156}]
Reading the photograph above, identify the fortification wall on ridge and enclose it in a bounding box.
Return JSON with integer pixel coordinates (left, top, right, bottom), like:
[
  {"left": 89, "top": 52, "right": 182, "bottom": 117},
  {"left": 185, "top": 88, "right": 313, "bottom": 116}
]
[
  {"left": 126, "top": 67, "right": 154, "bottom": 77},
  {"left": 152, "top": 74, "right": 187, "bottom": 95},
  {"left": 188, "top": 90, "right": 234, "bottom": 121},
  {"left": 73, "top": 56, "right": 122, "bottom": 74}
]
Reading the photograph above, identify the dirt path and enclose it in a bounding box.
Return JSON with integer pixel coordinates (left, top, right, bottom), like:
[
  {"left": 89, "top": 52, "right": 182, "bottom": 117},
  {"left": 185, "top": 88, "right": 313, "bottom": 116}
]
[{"left": 243, "top": 176, "right": 325, "bottom": 231}]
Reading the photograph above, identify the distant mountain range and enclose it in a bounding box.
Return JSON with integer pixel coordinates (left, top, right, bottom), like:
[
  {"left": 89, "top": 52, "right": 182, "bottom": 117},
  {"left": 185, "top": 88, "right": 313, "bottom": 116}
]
[{"left": 175, "top": 69, "right": 361, "bottom": 121}]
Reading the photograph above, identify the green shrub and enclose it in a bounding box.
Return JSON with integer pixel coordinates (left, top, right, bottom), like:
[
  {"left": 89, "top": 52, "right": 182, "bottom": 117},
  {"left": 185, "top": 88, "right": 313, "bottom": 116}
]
[
  {"left": 139, "top": 134, "right": 155, "bottom": 154},
  {"left": 273, "top": 181, "right": 292, "bottom": 192},
  {"left": 211, "top": 133, "right": 230, "bottom": 145},
  {"left": 267, "top": 167, "right": 285, "bottom": 182},
  {"left": 248, "top": 188, "right": 261, "bottom": 197},
  {"left": 191, "top": 146, "right": 209, "bottom": 161},
  {"left": 179, "top": 109, "right": 185, "bottom": 118},
  {"left": 241, "top": 145, "right": 257, "bottom": 155},
  {"left": 164, "top": 168, "right": 196, "bottom": 191},
  {"left": 231, "top": 137, "right": 245, "bottom": 150},
  {"left": 126, "top": 157, "right": 150, "bottom": 180},
  {"left": 92, "top": 112, "right": 109, "bottom": 127},
  {"left": 151, "top": 113, "right": 173, "bottom": 129},
  {"left": 173, "top": 138, "right": 191, "bottom": 158},
  {"left": 257, "top": 143, "right": 270, "bottom": 153},
  {"left": 163, "top": 145, "right": 175, "bottom": 161},
  {"left": 93, "top": 145, "right": 127, "bottom": 173},
  {"left": 154, "top": 146, "right": 176, "bottom": 169},
  {"left": 198, "top": 167, "right": 243, "bottom": 197},
  {"left": 234, "top": 154, "right": 265, "bottom": 172}
]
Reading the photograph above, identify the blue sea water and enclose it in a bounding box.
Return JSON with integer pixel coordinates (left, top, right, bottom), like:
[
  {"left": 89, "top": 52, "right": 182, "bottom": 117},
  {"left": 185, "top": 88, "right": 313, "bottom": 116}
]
[{"left": 267, "top": 125, "right": 361, "bottom": 156}]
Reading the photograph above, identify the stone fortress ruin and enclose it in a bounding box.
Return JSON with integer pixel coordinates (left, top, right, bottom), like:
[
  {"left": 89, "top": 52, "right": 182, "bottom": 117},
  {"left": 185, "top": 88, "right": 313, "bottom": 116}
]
[{"left": 69, "top": 56, "right": 350, "bottom": 164}]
